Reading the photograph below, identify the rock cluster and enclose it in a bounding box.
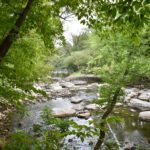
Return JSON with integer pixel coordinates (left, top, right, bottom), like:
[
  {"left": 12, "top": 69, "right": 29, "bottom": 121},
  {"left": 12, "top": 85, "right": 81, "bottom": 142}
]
[{"left": 124, "top": 88, "right": 150, "bottom": 121}]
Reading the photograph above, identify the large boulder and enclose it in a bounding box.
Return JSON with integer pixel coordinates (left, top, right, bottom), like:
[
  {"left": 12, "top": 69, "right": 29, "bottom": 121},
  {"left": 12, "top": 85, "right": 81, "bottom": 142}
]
[
  {"left": 52, "top": 108, "right": 76, "bottom": 118},
  {"left": 128, "top": 98, "right": 150, "bottom": 111},
  {"left": 139, "top": 111, "right": 150, "bottom": 121}
]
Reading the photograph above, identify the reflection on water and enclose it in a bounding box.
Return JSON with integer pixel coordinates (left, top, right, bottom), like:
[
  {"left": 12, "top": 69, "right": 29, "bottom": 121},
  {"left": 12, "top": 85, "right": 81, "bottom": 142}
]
[{"left": 111, "top": 107, "right": 150, "bottom": 149}]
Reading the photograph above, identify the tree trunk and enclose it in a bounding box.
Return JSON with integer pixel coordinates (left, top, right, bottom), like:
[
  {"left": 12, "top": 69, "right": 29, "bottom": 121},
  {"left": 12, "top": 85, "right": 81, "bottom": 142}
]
[
  {"left": 0, "top": 0, "right": 34, "bottom": 59},
  {"left": 94, "top": 87, "right": 121, "bottom": 150}
]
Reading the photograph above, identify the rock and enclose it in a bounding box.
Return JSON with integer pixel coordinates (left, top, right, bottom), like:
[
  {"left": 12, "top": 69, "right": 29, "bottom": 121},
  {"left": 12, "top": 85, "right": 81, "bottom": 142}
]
[
  {"left": 87, "top": 83, "right": 99, "bottom": 91},
  {"left": 138, "top": 90, "right": 150, "bottom": 101},
  {"left": 85, "top": 104, "right": 100, "bottom": 110},
  {"left": 70, "top": 86, "right": 88, "bottom": 92},
  {"left": 128, "top": 98, "right": 150, "bottom": 111},
  {"left": 72, "top": 104, "right": 84, "bottom": 111},
  {"left": 124, "top": 88, "right": 139, "bottom": 102},
  {"left": 130, "top": 109, "right": 136, "bottom": 112},
  {"left": 139, "top": 111, "right": 150, "bottom": 121},
  {"left": 124, "top": 96, "right": 131, "bottom": 103},
  {"left": 72, "top": 80, "right": 87, "bottom": 85},
  {"left": 52, "top": 108, "right": 76, "bottom": 118},
  {"left": 77, "top": 111, "right": 91, "bottom": 119},
  {"left": 51, "top": 82, "right": 62, "bottom": 91},
  {"left": 51, "top": 88, "right": 72, "bottom": 97},
  {"left": 60, "top": 82, "right": 75, "bottom": 88},
  {"left": 115, "top": 102, "right": 123, "bottom": 107},
  {"left": 124, "top": 88, "right": 139, "bottom": 95},
  {"left": 71, "top": 97, "right": 83, "bottom": 103}
]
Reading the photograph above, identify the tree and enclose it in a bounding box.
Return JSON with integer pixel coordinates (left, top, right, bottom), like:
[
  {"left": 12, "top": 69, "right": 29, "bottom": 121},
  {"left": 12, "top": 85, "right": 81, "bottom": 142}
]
[
  {"left": 87, "top": 30, "right": 150, "bottom": 149},
  {"left": 0, "top": 0, "right": 64, "bottom": 106}
]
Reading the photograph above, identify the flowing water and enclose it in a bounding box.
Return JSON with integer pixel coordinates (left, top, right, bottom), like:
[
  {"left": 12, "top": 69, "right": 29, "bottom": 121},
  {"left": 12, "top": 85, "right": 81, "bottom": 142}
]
[{"left": 12, "top": 78, "right": 150, "bottom": 150}]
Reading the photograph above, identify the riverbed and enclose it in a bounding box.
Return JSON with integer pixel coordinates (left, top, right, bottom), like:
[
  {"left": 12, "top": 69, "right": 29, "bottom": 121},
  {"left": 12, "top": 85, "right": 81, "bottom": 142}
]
[{"left": 12, "top": 77, "right": 150, "bottom": 150}]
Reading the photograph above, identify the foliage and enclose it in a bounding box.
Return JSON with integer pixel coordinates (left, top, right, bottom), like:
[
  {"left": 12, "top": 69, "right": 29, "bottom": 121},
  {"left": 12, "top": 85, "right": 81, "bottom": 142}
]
[
  {"left": 4, "top": 107, "right": 97, "bottom": 150},
  {"left": 53, "top": 32, "right": 92, "bottom": 71},
  {"left": 87, "top": 28, "right": 150, "bottom": 149},
  {"left": 0, "top": 0, "right": 64, "bottom": 106},
  {"left": 0, "top": 30, "right": 51, "bottom": 107}
]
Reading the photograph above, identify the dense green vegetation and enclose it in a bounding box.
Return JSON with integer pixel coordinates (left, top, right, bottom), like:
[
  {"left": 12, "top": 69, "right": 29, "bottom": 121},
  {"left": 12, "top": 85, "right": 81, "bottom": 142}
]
[{"left": 0, "top": 0, "right": 149, "bottom": 149}]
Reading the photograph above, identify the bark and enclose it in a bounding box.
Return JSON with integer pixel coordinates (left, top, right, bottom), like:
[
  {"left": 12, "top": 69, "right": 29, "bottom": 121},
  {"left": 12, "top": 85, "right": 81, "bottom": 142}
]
[
  {"left": 94, "top": 87, "right": 121, "bottom": 150},
  {"left": 0, "top": 0, "right": 34, "bottom": 59}
]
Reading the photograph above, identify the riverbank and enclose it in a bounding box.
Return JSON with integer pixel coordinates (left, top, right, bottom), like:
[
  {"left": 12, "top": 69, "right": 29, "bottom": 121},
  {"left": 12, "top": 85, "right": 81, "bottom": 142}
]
[{"left": 1, "top": 75, "right": 150, "bottom": 149}]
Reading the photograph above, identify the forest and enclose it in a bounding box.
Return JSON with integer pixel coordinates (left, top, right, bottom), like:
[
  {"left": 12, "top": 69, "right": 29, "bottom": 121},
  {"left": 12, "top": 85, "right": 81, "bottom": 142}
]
[{"left": 0, "top": 0, "right": 150, "bottom": 150}]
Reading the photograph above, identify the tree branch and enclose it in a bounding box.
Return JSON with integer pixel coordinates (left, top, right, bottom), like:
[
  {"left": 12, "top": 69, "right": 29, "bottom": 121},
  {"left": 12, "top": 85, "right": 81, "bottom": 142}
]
[{"left": 0, "top": 0, "right": 34, "bottom": 60}]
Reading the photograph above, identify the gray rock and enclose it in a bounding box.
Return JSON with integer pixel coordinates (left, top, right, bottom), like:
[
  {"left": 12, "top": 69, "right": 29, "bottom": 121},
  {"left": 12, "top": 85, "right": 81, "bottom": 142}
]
[
  {"left": 124, "top": 88, "right": 139, "bottom": 95},
  {"left": 71, "top": 97, "right": 83, "bottom": 103},
  {"left": 52, "top": 108, "right": 76, "bottom": 118},
  {"left": 128, "top": 98, "right": 150, "bottom": 111},
  {"left": 85, "top": 104, "right": 100, "bottom": 110},
  {"left": 86, "top": 83, "right": 99, "bottom": 91},
  {"left": 51, "top": 82, "right": 62, "bottom": 91},
  {"left": 138, "top": 90, "right": 150, "bottom": 101},
  {"left": 72, "top": 104, "right": 84, "bottom": 111},
  {"left": 72, "top": 80, "right": 87, "bottom": 85},
  {"left": 139, "top": 111, "right": 150, "bottom": 121}
]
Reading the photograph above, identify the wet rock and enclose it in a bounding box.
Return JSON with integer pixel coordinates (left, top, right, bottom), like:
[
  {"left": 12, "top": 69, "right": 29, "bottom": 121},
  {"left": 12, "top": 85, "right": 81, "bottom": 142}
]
[
  {"left": 138, "top": 90, "right": 150, "bottom": 101},
  {"left": 52, "top": 108, "right": 76, "bottom": 118},
  {"left": 128, "top": 99, "right": 150, "bottom": 111},
  {"left": 71, "top": 97, "right": 83, "bottom": 103},
  {"left": 139, "top": 111, "right": 150, "bottom": 121},
  {"left": 72, "top": 104, "right": 84, "bottom": 111},
  {"left": 85, "top": 104, "right": 100, "bottom": 110}
]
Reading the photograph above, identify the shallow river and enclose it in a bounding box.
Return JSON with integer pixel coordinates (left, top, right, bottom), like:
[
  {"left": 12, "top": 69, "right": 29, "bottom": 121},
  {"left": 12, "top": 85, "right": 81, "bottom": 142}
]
[{"left": 12, "top": 79, "right": 150, "bottom": 150}]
